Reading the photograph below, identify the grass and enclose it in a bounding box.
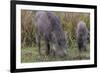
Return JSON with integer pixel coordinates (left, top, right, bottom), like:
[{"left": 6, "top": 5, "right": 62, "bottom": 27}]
[{"left": 21, "top": 43, "right": 90, "bottom": 63}]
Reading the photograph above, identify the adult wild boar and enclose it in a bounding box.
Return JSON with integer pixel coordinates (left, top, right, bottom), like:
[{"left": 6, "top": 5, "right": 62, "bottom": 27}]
[
  {"left": 76, "top": 21, "right": 89, "bottom": 52},
  {"left": 35, "top": 11, "right": 67, "bottom": 57}
]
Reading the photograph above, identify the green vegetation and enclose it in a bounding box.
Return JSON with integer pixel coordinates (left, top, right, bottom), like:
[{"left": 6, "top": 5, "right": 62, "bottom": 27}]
[{"left": 21, "top": 43, "right": 90, "bottom": 63}]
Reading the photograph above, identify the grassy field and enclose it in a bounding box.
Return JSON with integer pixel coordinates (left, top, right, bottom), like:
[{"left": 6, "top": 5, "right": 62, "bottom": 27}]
[{"left": 21, "top": 43, "right": 90, "bottom": 63}]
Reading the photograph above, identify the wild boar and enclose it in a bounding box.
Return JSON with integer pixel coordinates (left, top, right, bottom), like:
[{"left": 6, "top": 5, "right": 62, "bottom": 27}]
[
  {"left": 35, "top": 11, "right": 67, "bottom": 57},
  {"left": 76, "top": 21, "right": 89, "bottom": 52}
]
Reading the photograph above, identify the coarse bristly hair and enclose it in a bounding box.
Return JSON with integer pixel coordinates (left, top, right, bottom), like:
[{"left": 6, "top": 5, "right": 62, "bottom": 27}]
[{"left": 76, "top": 21, "right": 88, "bottom": 51}]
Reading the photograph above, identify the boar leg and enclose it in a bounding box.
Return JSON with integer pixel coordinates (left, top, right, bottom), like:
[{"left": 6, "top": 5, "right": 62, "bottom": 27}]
[
  {"left": 36, "top": 33, "right": 41, "bottom": 55},
  {"left": 44, "top": 38, "right": 50, "bottom": 55}
]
